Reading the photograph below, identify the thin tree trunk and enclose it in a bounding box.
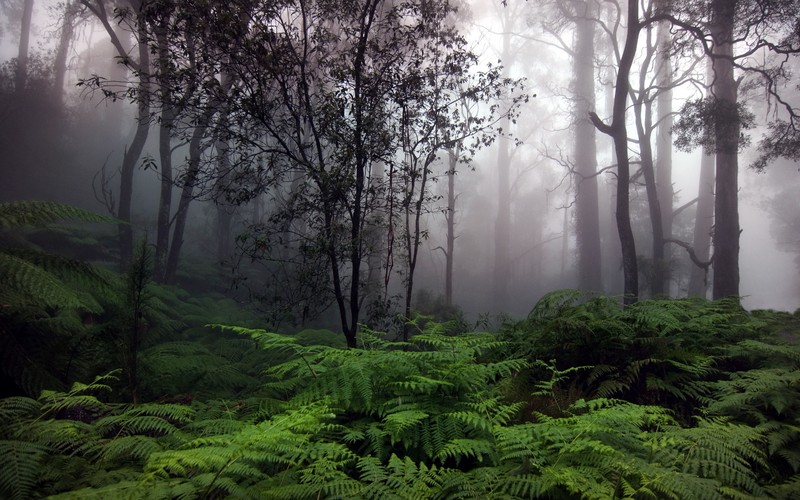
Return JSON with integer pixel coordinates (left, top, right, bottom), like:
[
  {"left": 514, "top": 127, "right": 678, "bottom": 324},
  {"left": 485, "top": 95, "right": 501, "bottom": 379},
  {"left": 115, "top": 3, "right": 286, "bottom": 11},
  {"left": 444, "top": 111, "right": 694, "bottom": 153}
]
[
  {"left": 53, "top": 1, "right": 79, "bottom": 105},
  {"left": 632, "top": 75, "right": 665, "bottom": 297},
  {"left": 153, "top": 20, "right": 175, "bottom": 283},
  {"left": 445, "top": 148, "right": 457, "bottom": 306},
  {"left": 494, "top": 114, "right": 511, "bottom": 311},
  {"left": 164, "top": 121, "right": 209, "bottom": 284},
  {"left": 118, "top": 18, "right": 151, "bottom": 269},
  {"left": 589, "top": 0, "right": 639, "bottom": 304},
  {"left": 15, "top": 0, "right": 34, "bottom": 93},
  {"left": 710, "top": 0, "right": 740, "bottom": 300},
  {"left": 574, "top": 0, "right": 603, "bottom": 293}
]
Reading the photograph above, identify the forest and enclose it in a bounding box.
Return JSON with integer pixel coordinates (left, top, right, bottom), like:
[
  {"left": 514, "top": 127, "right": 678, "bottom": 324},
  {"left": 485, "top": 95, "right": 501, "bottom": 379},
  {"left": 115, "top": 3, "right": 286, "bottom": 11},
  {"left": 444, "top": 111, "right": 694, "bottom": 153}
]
[{"left": 1, "top": 0, "right": 799, "bottom": 498}]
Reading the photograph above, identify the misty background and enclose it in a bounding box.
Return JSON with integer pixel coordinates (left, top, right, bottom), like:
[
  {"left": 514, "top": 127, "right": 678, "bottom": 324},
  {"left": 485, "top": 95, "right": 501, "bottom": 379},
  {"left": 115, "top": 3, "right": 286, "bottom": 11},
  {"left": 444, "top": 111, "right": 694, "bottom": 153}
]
[{"left": 0, "top": 0, "right": 797, "bottom": 328}]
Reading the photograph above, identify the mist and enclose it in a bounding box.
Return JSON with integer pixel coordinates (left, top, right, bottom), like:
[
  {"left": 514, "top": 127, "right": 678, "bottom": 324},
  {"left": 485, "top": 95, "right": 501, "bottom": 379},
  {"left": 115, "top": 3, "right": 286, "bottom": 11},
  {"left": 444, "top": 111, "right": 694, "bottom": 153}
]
[{"left": 1, "top": 0, "right": 798, "bottom": 328}]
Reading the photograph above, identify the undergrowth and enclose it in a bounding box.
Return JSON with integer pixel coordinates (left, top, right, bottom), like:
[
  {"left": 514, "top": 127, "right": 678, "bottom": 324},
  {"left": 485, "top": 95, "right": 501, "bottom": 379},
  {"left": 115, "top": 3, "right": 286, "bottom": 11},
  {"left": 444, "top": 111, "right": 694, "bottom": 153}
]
[{"left": 1, "top": 289, "right": 799, "bottom": 498}]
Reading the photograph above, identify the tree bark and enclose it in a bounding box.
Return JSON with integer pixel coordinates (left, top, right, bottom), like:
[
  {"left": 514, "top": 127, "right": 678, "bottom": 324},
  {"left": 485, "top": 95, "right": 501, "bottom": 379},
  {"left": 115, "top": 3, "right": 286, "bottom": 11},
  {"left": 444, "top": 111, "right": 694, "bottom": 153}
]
[
  {"left": 710, "top": 0, "right": 740, "bottom": 300},
  {"left": 655, "top": 15, "right": 674, "bottom": 295},
  {"left": 574, "top": 0, "right": 603, "bottom": 293},
  {"left": 493, "top": 23, "right": 512, "bottom": 311},
  {"left": 118, "top": 11, "right": 150, "bottom": 269},
  {"left": 153, "top": 19, "right": 175, "bottom": 283},
  {"left": 688, "top": 61, "right": 716, "bottom": 298},
  {"left": 15, "top": 0, "right": 34, "bottom": 93},
  {"left": 589, "top": 0, "right": 640, "bottom": 304},
  {"left": 445, "top": 148, "right": 457, "bottom": 306},
  {"left": 53, "top": 1, "right": 79, "bottom": 105},
  {"left": 493, "top": 113, "right": 512, "bottom": 311}
]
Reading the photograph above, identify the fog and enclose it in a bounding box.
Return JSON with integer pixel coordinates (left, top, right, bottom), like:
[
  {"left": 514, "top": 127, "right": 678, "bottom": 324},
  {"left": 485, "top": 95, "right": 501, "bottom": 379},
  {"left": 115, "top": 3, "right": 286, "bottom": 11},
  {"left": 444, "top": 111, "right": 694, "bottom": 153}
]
[{"left": 1, "top": 0, "right": 798, "bottom": 328}]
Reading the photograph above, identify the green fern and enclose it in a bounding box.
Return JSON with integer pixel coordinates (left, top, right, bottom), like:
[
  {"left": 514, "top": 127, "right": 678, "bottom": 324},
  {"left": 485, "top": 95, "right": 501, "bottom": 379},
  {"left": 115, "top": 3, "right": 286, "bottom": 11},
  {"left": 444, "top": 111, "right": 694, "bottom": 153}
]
[{"left": 0, "top": 201, "right": 118, "bottom": 228}]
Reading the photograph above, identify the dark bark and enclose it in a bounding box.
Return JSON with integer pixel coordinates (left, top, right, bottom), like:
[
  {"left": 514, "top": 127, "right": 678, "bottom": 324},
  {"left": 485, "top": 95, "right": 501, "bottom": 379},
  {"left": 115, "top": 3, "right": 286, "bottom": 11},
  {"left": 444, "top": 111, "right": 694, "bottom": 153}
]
[
  {"left": 710, "top": 0, "right": 740, "bottom": 300},
  {"left": 215, "top": 142, "right": 234, "bottom": 265},
  {"left": 118, "top": 15, "right": 151, "bottom": 269},
  {"left": 573, "top": 0, "right": 603, "bottom": 293},
  {"left": 153, "top": 20, "right": 175, "bottom": 283},
  {"left": 589, "top": 0, "right": 640, "bottom": 305},
  {"left": 164, "top": 117, "right": 211, "bottom": 284},
  {"left": 15, "top": 0, "right": 34, "bottom": 93}
]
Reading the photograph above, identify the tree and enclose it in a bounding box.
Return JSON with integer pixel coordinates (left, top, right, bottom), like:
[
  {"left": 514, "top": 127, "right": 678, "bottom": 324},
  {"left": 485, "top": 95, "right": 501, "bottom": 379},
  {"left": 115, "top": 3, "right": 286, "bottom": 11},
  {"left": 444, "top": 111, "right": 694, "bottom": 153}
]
[
  {"left": 667, "top": 0, "right": 800, "bottom": 299},
  {"left": 572, "top": 0, "right": 604, "bottom": 294},
  {"left": 709, "top": 0, "right": 740, "bottom": 300},
  {"left": 392, "top": 32, "right": 522, "bottom": 339},
  {"left": 195, "top": 0, "right": 520, "bottom": 346},
  {"left": 589, "top": 0, "right": 641, "bottom": 304},
  {"left": 80, "top": 0, "right": 152, "bottom": 269},
  {"left": 15, "top": 0, "right": 34, "bottom": 93}
]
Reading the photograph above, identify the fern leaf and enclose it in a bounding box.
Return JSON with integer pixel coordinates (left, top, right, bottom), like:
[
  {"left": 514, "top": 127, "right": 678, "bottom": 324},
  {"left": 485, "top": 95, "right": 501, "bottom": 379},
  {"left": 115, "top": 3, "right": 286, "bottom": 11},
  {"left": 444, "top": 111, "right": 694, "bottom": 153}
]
[
  {"left": 0, "top": 439, "right": 47, "bottom": 500},
  {"left": 0, "top": 201, "right": 118, "bottom": 227}
]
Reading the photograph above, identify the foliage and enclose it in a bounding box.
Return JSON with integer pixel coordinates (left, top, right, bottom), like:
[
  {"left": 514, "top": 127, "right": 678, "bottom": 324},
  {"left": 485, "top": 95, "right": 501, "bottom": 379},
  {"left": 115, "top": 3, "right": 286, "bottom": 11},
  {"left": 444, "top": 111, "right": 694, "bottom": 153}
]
[
  {"left": 2, "top": 287, "right": 800, "bottom": 497},
  {"left": 673, "top": 96, "right": 755, "bottom": 154},
  {"left": 0, "top": 201, "right": 120, "bottom": 396}
]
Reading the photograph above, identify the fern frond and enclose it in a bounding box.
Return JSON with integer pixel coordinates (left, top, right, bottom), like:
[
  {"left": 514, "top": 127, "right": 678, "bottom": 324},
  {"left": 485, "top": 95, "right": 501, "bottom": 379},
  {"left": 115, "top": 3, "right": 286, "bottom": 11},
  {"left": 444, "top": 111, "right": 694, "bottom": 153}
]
[
  {"left": 0, "top": 252, "right": 84, "bottom": 309},
  {"left": 0, "top": 439, "right": 47, "bottom": 500},
  {"left": 0, "top": 201, "right": 119, "bottom": 228}
]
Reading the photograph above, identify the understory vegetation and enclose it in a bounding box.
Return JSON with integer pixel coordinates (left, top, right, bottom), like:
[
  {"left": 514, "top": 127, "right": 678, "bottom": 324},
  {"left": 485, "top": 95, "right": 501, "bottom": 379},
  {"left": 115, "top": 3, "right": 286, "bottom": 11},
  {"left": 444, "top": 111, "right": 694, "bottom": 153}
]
[{"left": 1, "top": 202, "right": 800, "bottom": 499}]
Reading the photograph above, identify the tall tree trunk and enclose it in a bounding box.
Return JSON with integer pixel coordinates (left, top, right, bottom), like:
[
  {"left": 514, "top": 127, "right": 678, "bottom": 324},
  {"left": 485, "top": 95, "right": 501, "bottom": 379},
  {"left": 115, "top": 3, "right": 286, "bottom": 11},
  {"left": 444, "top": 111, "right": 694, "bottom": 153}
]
[
  {"left": 688, "top": 62, "right": 716, "bottom": 298},
  {"left": 53, "top": 1, "right": 79, "bottom": 105},
  {"left": 589, "top": 0, "right": 639, "bottom": 304},
  {"left": 103, "top": 23, "right": 131, "bottom": 139},
  {"left": 153, "top": 20, "right": 175, "bottom": 283},
  {"left": 445, "top": 148, "right": 457, "bottom": 306},
  {"left": 574, "top": 0, "right": 603, "bottom": 293},
  {"left": 118, "top": 17, "right": 151, "bottom": 269},
  {"left": 164, "top": 121, "right": 209, "bottom": 284},
  {"left": 493, "top": 11, "right": 514, "bottom": 311},
  {"left": 15, "top": 0, "right": 34, "bottom": 93},
  {"left": 493, "top": 113, "right": 512, "bottom": 311},
  {"left": 602, "top": 65, "right": 622, "bottom": 294},
  {"left": 366, "top": 161, "right": 385, "bottom": 303},
  {"left": 710, "top": 0, "right": 740, "bottom": 300},
  {"left": 215, "top": 143, "right": 234, "bottom": 265},
  {"left": 655, "top": 15, "right": 674, "bottom": 295}
]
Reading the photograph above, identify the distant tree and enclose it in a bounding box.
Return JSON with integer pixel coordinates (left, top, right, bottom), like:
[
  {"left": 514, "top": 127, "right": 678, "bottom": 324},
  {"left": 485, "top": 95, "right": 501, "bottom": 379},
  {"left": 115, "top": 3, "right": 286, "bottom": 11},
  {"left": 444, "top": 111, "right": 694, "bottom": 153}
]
[
  {"left": 668, "top": 0, "right": 800, "bottom": 299},
  {"left": 15, "top": 0, "right": 34, "bottom": 93}
]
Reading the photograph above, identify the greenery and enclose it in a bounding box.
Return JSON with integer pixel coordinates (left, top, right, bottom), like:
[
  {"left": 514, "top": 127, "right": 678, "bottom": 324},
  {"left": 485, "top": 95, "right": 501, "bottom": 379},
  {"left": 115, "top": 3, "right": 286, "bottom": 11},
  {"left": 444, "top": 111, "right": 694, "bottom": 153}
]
[{"left": 1, "top": 201, "right": 799, "bottom": 498}]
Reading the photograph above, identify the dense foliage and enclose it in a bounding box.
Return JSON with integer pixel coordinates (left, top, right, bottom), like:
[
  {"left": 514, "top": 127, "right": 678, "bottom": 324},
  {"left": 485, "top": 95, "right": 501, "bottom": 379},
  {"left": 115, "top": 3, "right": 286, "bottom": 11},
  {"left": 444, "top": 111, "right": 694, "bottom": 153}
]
[{"left": 2, "top": 202, "right": 800, "bottom": 498}]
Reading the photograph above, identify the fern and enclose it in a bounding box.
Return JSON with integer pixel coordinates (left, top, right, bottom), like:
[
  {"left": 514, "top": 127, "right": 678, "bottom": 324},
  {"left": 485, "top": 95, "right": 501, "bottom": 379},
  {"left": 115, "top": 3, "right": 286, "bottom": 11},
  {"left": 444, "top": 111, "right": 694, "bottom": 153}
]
[{"left": 0, "top": 201, "right": 118, "bottom": 228}]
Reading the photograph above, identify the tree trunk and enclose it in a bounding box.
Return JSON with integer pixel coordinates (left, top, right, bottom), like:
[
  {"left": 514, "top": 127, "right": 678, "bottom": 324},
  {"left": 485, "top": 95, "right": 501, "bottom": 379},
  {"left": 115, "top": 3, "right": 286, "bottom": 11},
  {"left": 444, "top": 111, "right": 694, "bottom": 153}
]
[
  {"left": 710, "top": 0, "right": 740, "bottom": 300},
  {"left": 15, "top": 0, "right": 34, "bottom": 93},
  {"left": 573, "top": 0, "right": 603, "bottom": 293},
  {"left": 493, "top": 113, "right": 512, "bottom": 311},
  {"left": 655, "top": 16, "right": 674, "bottom": 295},
  {"left": 590, "top": 0, "right": 639, "bottom": 304},
  {"left": 153, "top": 21, "right": 175, "bottom": 283},
  {"left": 215, "top": 144, "right": 234, "bottom": 265},
  {"left": 688, "top": 61, "right": 716, "bottom": 298},
  {"left": 445, "top": 148, "right": 457, "bottom": 306},
  {"left": 164, "top": 121, "right": 209, "bottom": 284},
  {"left": 53, "top": 1, "right": 79, "bottom": 105},
  {"left": 118, "top": 17, "right": 151, "bottom": 269}
]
